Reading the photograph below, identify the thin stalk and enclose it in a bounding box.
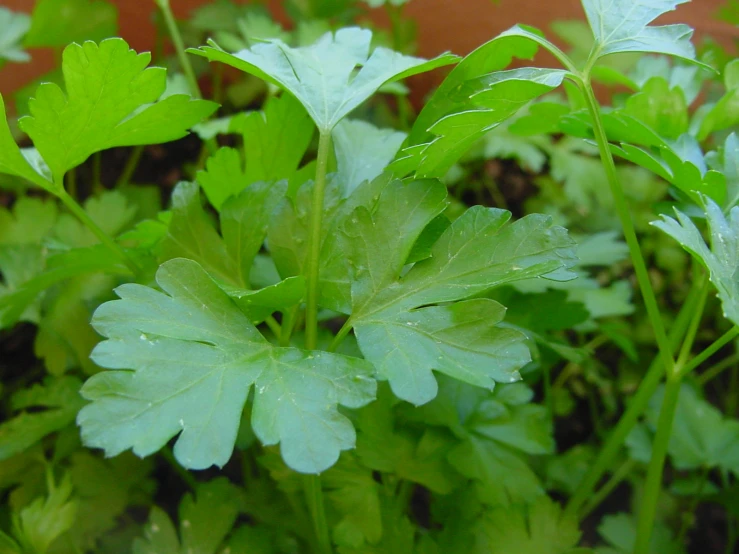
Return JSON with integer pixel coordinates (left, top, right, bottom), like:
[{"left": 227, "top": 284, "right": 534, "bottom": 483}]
[
  {"left": 264, "top": 315, "right": 282, "bottom": 339},
  {"left": 160, "top": 447, "right": 198, "bottom": 490},
  {"left": 116, "top": 145, "right": 144, "bottom": 187},
  {"left": 303, "top": 474, "right": 332, "bottom": 554},
  {"left": 57, "top": 188, "right": 140, "bottom": 275},
  {"left": 696, "top": 353, "right": 739, "bottom": 386},
  {"left": 577, "top": 77, "right": 674, "bottom": 376},
  {"left": 633, "top": 280, "right": 708, "bottom": 553},
  {"left": 679, "top": 326, "right": 739, "bottom": 380},
  {"left": 328, "top": 318, "right": 353, "bottom": 353},
  {"left": 633, "top": 373, "right": 682, "bottom": 554},
  {"left": 280, "top": 306, "right": 299, "bottom": 347},
  {"left": 154, "top": 0, "right": 202, "bottom": 100},
  {"left": 154, "top": 0, "right": 218, "bottom": 155},
  {"left": 566, "top": 280, "right": 703, "bottom": 517},
  {"left": 304, "top": 131, "right": 332, "bottom": 351},
  {"left": 580, "top": 458, "right": 636, "bottom": 519}
]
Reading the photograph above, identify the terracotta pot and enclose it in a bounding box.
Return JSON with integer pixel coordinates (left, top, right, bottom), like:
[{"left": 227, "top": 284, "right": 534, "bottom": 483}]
[{"left": 1, "top": 0, "right": 737, "bottom": 102}]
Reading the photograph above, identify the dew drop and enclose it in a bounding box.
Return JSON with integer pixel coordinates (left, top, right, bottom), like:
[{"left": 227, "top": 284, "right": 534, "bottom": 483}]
[
  {"left": 139, "top": 333, "right": 147, "bottom": 341},
  {"left": 151, "top": 523, "right": 160, "bottom": 533},
  {"left": 182, "top": 520, "right": 191, "bottom": 528},
  {"left": 179, "top": 418, "right": 185, "bottom": 427}
]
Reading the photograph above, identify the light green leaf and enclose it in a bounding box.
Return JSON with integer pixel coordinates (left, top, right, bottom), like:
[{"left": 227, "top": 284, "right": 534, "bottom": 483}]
[
  {"left": 160, "top": 181, "right": 238, "bottom": 285},
  {"left": 324, "top": 453, "right": 383, "bottom": 547},
  {"left": 25, "top": 0, "right": 117, "bottom": 47},
  {"left": 133, "top": 479, "right": 241, "bottom": 554},
  {"left": 0, "top": 377, "right": 84, "bottom": 461},
  {"left": 220, "top": 180, "right": 289, "bottom": 286},
  {"left": 18, "top": 38, "right": 217, "bottom": 183},
  {"left": 583, "top": 0, "right": 701, "bottom": 63},
  {"left": 706, "top": 133, "right": 739, "bottom": 210},
  {"left": 11, "top": 474, "right": 77, "bottom": 554},
  {"left": 0, "top": 95, "right": 54, "bottom": 190},
  {"left": 597, "top": 513, "right": 685, "bottom": 554},
  {"left": 642, "top": 384, "right": 739, "bottom": 474},
  {"left": 0, "top": 8, "right": 30, "bottom": 64},
  {"left": 220, "top": 276, "right": 306, "bottom": 323},
  {"left": 231, "top": 93, "right": 314, "bottom": 185},
  {"left": 356, "top": 387, "right": 460, "bottom": 494},
  {"left": 471, "top": 496, "right": 582, "bottom": 554},
  {"left": 347, "top": 186, "right": 577, "bottom": 404},
  {"left": 699, "top": 59, "right": 739, "bottom": 139},
  {"left": 332, "top": 119, "right": 406, "bottom": 194},
  {"left": 623, "top": 77, "right": 689, "bottom": 140},
  {"left": 395, "top": 68, "right": 567, "bottom": 178},
  {"left": 652, "top": 197, "right": 739, "bottom": 326},
  {"left": 78, "top": 258, "right": 376, "bottom": 473},
  {"left": 189, "top": 27, "right": 457, "bottom": 132},
  {"left": 405, "top": 27, "right": 540, "bottom": 149},
  {"left": 196, "top": 147, "right": 251, "bottom": 211}
]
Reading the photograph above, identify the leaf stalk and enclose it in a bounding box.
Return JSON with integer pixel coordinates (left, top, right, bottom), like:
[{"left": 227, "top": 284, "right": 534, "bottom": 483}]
[{"left": 305, "top": 131, "right": 332, "bottom": 351}]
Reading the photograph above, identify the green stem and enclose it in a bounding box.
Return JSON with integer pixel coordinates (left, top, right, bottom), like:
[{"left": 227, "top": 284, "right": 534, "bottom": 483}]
[
  {"left": 303, "top": 474, "right": 332, "bottom": 554},
  {"left": 578, "top": 78, "right": 674, "bottom": 376},
  {"left": 155, "top": 0, "right": 218, "bottom": 156},
  {"left": 633, "top": 279, "right": 708, "bottom": 553},
  {"left": 304, "top": 131, "right": 332, "bottom": 351},
  {"left": 565, "top": 280, "right": 703, "bottom": 517},
  {"left": 264, "top": 315, "right": 282, "bottom": 339},
  {"left": 697, "top": 352, "right": 739, "bottom": 386},
  {"left": 679, "top": 326, "right": 739, "bottom": 380},
  {"left": 160, "top": 447, "right": 198, "bottom": 490},
  {"left": 580, "top": 458, "right": 636, "bottom": 519},
  {"left": 154, "top": 0, "right": 202, "bottom": 100},
  {"left": 57, "top": 188, "right": 140, "bottom": 275},
  {"left": 633, "top": 373, "right": 681, "bottom": 554},
  {"left": 116, "top": 145, "right": 144, "bottom": 187},
  {"left": 280, "top": 306, "right": 299, "bottom": 347},
  {"left": 328, "top": 318, "right": 353, "bottom": 353}
]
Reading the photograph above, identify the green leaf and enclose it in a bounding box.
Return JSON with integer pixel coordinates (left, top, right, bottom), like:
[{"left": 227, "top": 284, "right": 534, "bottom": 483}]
[
  {"left": 18, "top": 38, "right": 217, "bottom": 183},
  {"left": 405, "top": 28, "right": 540, "bottom": 149},
  {"left": 706, "top": 132, "right": 739, "bottom": 210},
  {"left": 11, "top": 474, "right": 78, "bottom": 554},
  {"left": 346, "top": 180, "right": 577, "bottom": 403},
  {"left": 642, "top": 384, "right": 739, "bottom": 474},
  {"left": 394, "top": 68, "right": 567, "bottom": 178},
  {"left": 66, "top": 452, "right": 154, "bottom": 551},
  {"left": 622, "top": 77, "right": 689, "bottom": 140},
  {"left": 597, "top": 513, "right": 685, "bottom": 554},
  {"left": 583, "top": 0, "right": 701, "bottom": 63},
  {"left": 0, "top": 7, "right": 30, "bottom": 64},
  {"left": 231, "top": 93, "right": 314, "bottom": 184},
  {"left": 0, "top": 377, "right": 84, "bottom": 461},
  {"left": 190, "top": 28, "right": 457, "bottom": 132},
  {"left": 324, "top": 453, "right": 383, "bottom": 547},
  {"left": 0, "top": 95, "right": 54, "bottom": 190},
  {"left": 25, "top": 0, "right": 117, "bottom": 47},
  {"left": 471, "top": 496, "right": 583, "bottom": 554},
  {"left": 78, "top": 258, "right": 376, "bottom": 473},
  {"left": 356, "top": 386, "right": 460, "bottom": 494},
  {"left": 133, "top": 478, "right": 241, "bottom": 554},
  {"left": 332, "top": 119, "right": 406, "bottom": 194},
  {"left": 698, "top": 59, "right": 739, "bottom": 139},
  {"left": 652, "top": 198, "right": 739, "bottom": 326},
  {"left": 196, "top": 148, "right": 251, "bottom": 211}
]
